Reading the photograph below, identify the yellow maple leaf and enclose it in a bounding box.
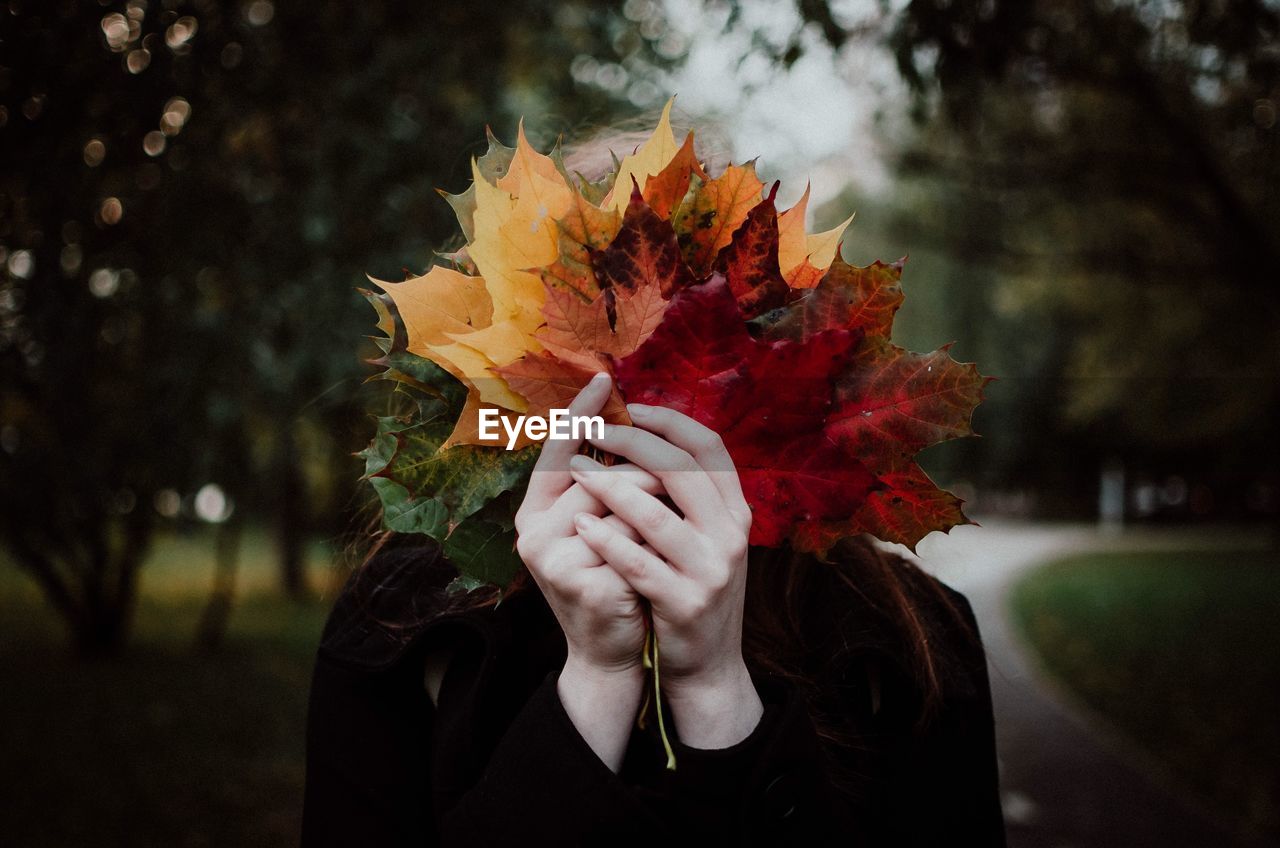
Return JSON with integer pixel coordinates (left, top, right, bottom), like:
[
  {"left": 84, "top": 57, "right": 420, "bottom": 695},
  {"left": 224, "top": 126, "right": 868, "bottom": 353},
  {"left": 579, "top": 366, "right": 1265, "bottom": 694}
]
[
  {"left": 776, "top": 183, "right": 855, "bottom": 287},
  {"left": 369, "top": 265, "right": 492, "bottom": 348},
  {"left": 468, "top": 157, "right": 571, "bottom": 322},
  {"left": 603, "top": 98, "right": 679, "bottom": 214}
]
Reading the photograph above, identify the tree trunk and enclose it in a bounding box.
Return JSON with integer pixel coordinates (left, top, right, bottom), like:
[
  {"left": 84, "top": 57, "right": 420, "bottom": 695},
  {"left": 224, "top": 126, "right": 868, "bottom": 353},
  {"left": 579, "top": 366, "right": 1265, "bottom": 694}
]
[
  {"left": 194, "top": 510, "right": 244, "bottom": 652},
  {"left": 4, "top": 510, "right": 151, "bottom": 659},
  {"left": 277, "top": 418, "right": 308, "bottom": 598}
]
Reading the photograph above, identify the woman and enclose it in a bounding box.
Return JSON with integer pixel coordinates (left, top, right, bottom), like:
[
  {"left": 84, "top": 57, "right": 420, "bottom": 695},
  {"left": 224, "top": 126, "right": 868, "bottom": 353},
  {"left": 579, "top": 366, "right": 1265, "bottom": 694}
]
[{"left": 301, "top": 372, "right": 1006, "bottom": 845}]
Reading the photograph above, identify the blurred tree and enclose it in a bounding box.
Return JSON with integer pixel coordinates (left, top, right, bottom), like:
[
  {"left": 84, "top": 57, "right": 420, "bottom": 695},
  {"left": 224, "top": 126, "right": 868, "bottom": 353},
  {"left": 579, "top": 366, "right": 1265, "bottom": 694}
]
[
  {"left": 0, "top": 0, "right": 675, "bottom": 654},
  {"left": 788, "top": 0, "right": 1280, "bottom": 514}
]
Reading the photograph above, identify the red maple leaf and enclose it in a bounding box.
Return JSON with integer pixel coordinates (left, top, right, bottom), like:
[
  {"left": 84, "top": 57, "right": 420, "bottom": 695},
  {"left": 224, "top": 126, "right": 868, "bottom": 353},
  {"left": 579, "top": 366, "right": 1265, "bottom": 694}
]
[
  {"left": 767, "top": 257, "right": 905, "bottom": 339},
  {"left": 614, "top": 274, "right": 880, "bottom": 547},
  {"left": 592, "top": 181, "right": 694, "bottom": 298},
  {"left": 759, "top": 256, "right": 990, "bottom": 550},
  {"left": 714, "top": 181, "right": 791, "bottom": 319}
]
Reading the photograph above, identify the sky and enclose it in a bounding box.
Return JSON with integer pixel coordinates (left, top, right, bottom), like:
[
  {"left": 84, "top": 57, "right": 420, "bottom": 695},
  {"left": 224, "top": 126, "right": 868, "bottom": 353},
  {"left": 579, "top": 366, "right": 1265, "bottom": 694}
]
[{"left": 658, "top": 0, "right": 907, "bottom": 211}]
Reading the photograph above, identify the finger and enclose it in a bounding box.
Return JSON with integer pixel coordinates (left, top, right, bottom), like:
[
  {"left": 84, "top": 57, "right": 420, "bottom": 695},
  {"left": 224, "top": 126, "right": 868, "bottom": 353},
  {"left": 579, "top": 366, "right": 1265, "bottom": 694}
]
[
  {"left": 625, "top": 403, "right": 751, "bottom": 520},
  {"left": 558, "top": 521, "right": 651, "bottom": 568},
  {"left": 572, "top": 512, "right": 680, "bottom": 602},
  {"left": 518, "top": 509, "right": 648, "bottom": 583},
  {"left": 569, "top": 454, "right": 700, "bottom": 564},
  {"left": 541, "top": 464, "right": 666, "bottom": 538},
  {"left": 523, "top": 371, "right": 612, "bottom": 511},
  {"left": 523, "top": 535, "right": 600, "bottom": 583},
  {"left": 584, "top": 423, "right": 728, "bottom": 531}
]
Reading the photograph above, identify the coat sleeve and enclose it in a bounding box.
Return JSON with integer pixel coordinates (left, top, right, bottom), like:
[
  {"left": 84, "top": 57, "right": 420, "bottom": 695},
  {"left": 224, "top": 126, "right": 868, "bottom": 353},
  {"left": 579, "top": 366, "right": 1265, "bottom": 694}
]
[
  {"left": 436, "top": 670, "right": 666, "bottom": 846},
  {"left": 655, "top": 670, "right": 862, "bottom": 845},
  {"left": 300, "top": 635, "right": 437, "bottom": 846},
  {"left": 298, "top": 545, "right": 666, "bottom": 847},
  {"left": 436, "top": 667, "right": 856, "bottom": 847}
]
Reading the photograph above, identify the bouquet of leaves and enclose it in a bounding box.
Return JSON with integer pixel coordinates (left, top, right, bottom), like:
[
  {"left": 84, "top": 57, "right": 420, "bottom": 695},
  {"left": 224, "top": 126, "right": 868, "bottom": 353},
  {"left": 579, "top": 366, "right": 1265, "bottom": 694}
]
[{"left": 360, "top": 101, "right": 989, "bottom": 596}]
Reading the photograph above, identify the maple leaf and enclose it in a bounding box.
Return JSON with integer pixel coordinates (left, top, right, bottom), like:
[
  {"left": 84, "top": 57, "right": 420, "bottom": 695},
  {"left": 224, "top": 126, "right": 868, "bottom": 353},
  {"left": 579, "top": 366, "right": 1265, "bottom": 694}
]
[
  {"left": 375, "top": 125, "right": 581, "bottom": 414},
  {"left": 440, "top": 126, "right": 517, "bottom": 243},
  {"left": 442, "top": 390, "right": 537, "bottom": 451},
  {"left": 758, "top": 256, "right": 989, "bottom": 550},
  {"left": 826, "top": 339, "right": 988, "bottom": 457},
  {"left": 494, "top": 352, "right": 631, "bottom": 430},
  {"left": 370, "top": 265, "right": 492, "bottom": 351},
  {"left": 603, "top": 98, "right": 679, "bottom": 213},
  {"left": 536, "top": 275, "right": 668, "bottom": 371},
  {"left": 540, "top": 191, "right": 621, "bottom": 300},
  {"left": 763, "top": 256, "right": 905, "bottom": 341},
  {"left": 360, "top": 105, "right": 991, "bottom": 584},
  {"left": 789, "top": 455, "right": 970, "bottom": 554},
  {"left": 642, "top": 131, "right": 707, "bottom": 219},
  {"left": 713, "top": 181, "right": 791, "bottom": 318},
  {"left": 614, "top": 274, "right": 880, "bottom": 548},
  {"left": 363, "top": 275, "right": 525, "bottom": 414},
  {"left": 775, "top": 183, "right": 854, "bottom": 289},
  {"left": 441, "top": 492, "right": 526, "bottom": 592},
  {"left": 593, "top": 182, "right": 695, "bottom": 297},
  {"left": 359, "top": 394, "right": 538, "bottom": 536},
  {"left": 367, "top": 268, "right": 526, "bottom": 440},
  {"left": 672, "top": 161, "right": 766, "bottom": 275},
  {"left": 460, "top": 122, "right": 572, "bottom": 358}
]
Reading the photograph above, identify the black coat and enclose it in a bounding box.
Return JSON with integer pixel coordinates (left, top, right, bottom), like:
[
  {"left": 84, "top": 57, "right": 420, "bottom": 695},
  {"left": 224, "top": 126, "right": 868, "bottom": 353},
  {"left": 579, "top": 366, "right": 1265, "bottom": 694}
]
[{"left": 301, "top": 543, "right": 1007, "bottom": 846}]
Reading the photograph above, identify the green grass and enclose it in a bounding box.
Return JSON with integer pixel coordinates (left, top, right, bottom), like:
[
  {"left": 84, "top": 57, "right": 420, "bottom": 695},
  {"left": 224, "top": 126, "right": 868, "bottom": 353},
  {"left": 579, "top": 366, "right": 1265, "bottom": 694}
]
[
  {"left": 0, "top": 527, "right": 345, "bottom": 848},
  {"left": 1010, "top": 548, "right": 1280, "bottom": 840}
]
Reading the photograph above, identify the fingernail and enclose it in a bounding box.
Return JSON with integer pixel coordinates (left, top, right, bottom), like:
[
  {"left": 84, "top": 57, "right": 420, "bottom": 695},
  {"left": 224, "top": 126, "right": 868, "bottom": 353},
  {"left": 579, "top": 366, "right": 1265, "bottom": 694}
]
[
  {"left": 627, "top": 403, "right": 649, "bottom": 419},
  {"left": 569, "top": 454, "right": 597, "bottom": 473},
  {"left": 573, "top": 512, "right": 595, "bottom": 531},
  {"left": 589, "top": 371, "right": 611, "bottom": 388}
]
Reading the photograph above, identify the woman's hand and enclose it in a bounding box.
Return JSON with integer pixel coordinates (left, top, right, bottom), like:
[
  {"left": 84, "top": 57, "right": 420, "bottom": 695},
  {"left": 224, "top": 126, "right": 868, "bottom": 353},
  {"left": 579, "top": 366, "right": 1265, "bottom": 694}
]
[
  {"left": 567, "top": 403, "right": 765, "bottom": 750},
  {"left": 513, "top": 372, "right": 664, "bottom": 770}
]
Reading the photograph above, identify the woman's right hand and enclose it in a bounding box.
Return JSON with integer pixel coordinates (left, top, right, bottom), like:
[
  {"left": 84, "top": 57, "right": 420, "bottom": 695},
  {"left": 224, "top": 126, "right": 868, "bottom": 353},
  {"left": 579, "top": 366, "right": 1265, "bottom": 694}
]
[{"left": 512, "top": 372, "right": 661, "bottom": 770}]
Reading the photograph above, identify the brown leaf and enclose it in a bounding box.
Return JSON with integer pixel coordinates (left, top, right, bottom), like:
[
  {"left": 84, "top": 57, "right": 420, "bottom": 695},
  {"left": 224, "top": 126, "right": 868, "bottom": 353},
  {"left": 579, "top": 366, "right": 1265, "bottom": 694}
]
[
  {"left": 494, "top": 353, "right": 631, "bottom": 427},
  {"left": 642, "top": 132, "right": 707, "bottom": 219},
  {"left": 672, "top": 161, "right": 765, "bottom": 275},
  {"left": 537, "top": 274, "right": 668, "bottom": 370},
  {"left": 540, "top": 191, "right": 622, "bottom": 300},
  {"left": 770, "top": 257, "right": 905, "bottom": 341},
  {"left": 714, "top": 183, "right": 791, "bottom": 318},
  {"left": 592, "top": 181, "right": 694, "bottom": 297}
]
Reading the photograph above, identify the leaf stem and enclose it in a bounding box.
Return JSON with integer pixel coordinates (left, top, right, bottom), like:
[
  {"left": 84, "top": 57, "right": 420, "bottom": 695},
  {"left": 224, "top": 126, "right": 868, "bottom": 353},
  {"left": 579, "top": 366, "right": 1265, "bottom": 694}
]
[
  {"left": 637, "top": 627, "right": 652, "bottom": 730},
  {"left": 651, "top": 629, "right": 676, "bottom": 771}
]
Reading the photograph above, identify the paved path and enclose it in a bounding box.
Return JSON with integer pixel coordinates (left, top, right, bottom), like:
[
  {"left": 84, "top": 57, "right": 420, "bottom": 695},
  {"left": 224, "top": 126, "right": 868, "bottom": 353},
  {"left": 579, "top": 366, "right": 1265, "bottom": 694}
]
[{"left": 896, "top": 520, "right": 1270, "bottom": 848}]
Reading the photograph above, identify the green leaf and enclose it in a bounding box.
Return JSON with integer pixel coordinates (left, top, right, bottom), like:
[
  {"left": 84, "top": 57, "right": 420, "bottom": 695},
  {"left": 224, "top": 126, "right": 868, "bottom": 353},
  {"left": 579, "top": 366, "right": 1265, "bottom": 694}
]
[
  {"left": 370, "top": 476, "right": 449, "bottom": 537},
  {"left": 573, "top": 150, "right": 620, "bottom": 206},
  {"left": 364, "top": 397, "right": 536, "bottom": 522},
  {"left": 439, "top": 126, "right": 518, "bottom": 243},
  {"left": 445, "top": 572, "right": 490, "bottom": 596},
  {"left": 360, "top": 394, "right": 538, "bottom": 587},
  {"left": 443, "top": 516, "right": 523, "bottom": 591}
]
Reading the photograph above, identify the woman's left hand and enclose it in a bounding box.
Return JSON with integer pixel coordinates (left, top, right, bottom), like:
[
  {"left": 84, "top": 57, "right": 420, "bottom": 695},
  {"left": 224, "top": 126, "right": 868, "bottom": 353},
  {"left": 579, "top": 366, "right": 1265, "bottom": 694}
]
[{"left": 567, "top": 403, "right": 764, "bottom": 749}]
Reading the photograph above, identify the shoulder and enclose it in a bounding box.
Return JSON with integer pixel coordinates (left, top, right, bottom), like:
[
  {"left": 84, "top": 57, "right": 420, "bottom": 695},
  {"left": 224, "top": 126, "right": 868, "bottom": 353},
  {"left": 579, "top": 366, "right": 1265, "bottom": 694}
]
[
  {"left": 316, "top": 540, "right": 459, "bottom": 672},
  {"left": 785, "top": 542, "right": 987, "bottom": 700},
  {"left": 913, "top": 573, "right": 991, "bottom": 707}
]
